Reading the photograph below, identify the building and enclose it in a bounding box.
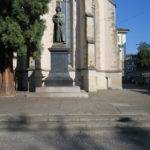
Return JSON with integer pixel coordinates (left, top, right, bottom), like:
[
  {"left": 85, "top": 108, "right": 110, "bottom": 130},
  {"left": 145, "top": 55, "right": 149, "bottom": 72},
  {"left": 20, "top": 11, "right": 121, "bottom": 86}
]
[
  {"left": 117, "top": 28, "right": 129, "bottom": 76},
  {"left": 125, "top": 54, "right": 137, "bottom": 74},
  {"left": 124, "top": 54, "right": 150, "bottom": 86},
  {"left": 14, "top": 0, "right": 123, "bottom": 92}
]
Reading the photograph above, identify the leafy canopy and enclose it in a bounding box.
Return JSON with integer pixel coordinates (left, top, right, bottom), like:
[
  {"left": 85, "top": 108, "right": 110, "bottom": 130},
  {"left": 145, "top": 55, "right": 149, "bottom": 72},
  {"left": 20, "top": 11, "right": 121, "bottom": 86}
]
[
  {"left": 136, "top": 42, "right": 150, "bottom": 70},
  {"left": 0, "top": 17, "right": 25, "bottom": 54},
  {"left": 0, "top": 0, "right": 49, "bottom": 58}
]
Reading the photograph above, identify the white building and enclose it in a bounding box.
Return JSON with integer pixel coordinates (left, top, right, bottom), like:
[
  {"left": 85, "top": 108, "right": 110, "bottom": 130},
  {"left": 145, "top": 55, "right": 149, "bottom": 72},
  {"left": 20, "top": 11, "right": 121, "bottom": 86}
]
[{"left": 117, "top": 28, "right": 129, "bottom": 76}]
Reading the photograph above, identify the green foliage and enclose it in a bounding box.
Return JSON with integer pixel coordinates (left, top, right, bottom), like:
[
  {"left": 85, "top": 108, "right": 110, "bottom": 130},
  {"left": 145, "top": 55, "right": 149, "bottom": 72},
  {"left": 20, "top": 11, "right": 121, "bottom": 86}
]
[
  {"left": 136, "top": 42, "right": 150, "bottom": 70},
  {"left": 0, "top": 17, "right": 26, "bottom": 55},
  {"left": 25, "top": 20, "right": 46, "bottom": 58},
  {"left": 0, "top": 0, "right": 49, "bottom": 58}
]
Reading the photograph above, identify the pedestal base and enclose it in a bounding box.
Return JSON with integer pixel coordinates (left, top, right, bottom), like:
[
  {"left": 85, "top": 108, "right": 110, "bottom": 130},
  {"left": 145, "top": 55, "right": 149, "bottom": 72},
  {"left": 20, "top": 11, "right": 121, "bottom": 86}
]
[
  {"left": 35, "top": 86, "right": 88, "bottom": 98},
  {"left": 35, "top": 44, "right": 88, "bottom": 97},
  {"left": 45, "top": 74, "right": 73, "bottom": 86},
  {"left": 45, "top": 44, "right": 73, "bottom": 86}
]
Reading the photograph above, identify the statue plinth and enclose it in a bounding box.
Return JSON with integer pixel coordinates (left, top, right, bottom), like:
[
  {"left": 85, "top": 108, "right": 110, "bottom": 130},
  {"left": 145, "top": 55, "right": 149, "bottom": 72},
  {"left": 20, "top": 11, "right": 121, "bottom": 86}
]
[
  {"left": 45, "top": 43, "right": 73, "bottom": 86},
  {"left": 49, "top": 43, "right": 68, "bottom": 52}
]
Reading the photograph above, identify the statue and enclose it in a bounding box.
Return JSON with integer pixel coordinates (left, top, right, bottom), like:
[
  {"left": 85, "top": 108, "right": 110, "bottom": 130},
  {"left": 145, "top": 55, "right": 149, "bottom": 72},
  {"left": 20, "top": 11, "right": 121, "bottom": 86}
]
[{"left": 53, "top": 6, "right": 65, "bottom": 43}]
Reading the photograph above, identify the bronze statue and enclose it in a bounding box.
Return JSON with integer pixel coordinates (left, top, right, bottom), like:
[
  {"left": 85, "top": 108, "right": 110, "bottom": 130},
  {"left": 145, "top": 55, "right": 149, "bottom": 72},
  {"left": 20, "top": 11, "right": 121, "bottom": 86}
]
[{"left": 53, "top": 6, "right": 65, "bottom": 43}]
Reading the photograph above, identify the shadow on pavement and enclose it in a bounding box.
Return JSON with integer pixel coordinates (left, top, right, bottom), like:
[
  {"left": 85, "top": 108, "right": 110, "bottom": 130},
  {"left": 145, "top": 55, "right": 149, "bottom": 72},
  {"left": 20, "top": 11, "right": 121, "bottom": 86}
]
[
  {"left": 6, "top": 115, "right": 30, "bottom": 131},
  {"left": 123, "top": 84, "right": 150, "bottom": 96},
  {"left": 4, "top": 115, "right": 105, "bottom": 150},
  {"left": 3, "top": 115, "right": 150, "bottom": 150},
  {"left": 115, "top": 117, "right": 150, "bottom": 150},
  {"left": 40, "top": 116, "right": 105, "bottom": 150}
]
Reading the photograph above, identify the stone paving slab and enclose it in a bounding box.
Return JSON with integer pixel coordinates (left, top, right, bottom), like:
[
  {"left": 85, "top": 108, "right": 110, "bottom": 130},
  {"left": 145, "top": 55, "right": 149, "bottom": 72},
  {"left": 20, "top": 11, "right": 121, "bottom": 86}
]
[
  {"left": 0, "top": 127, "right": 150, "bottom": 150},
  {"left": 0, "top": 89, "right": 149, "bottom": 116},
  {"left": 0, "top": 89, "right": 150, "bottom": 149}
]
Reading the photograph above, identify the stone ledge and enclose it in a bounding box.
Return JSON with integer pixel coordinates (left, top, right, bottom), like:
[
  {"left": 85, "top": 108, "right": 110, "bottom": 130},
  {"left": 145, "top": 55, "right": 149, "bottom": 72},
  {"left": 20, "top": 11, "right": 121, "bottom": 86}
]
[
  {"left": 36, "top": 86, "right": 81, "bottom": 93},
  {"left": 0, "top": 113, "right": 150, "bottom": 131},
  {"left": 26, "top": 91, "right": 89, "bottom": 98}
]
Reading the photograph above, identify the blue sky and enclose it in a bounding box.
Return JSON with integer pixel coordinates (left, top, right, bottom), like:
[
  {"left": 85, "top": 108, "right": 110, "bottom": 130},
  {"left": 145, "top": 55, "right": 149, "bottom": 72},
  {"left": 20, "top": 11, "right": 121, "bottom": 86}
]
[{"left": 116, "top": 0, "right": 150, "bottom": 54}]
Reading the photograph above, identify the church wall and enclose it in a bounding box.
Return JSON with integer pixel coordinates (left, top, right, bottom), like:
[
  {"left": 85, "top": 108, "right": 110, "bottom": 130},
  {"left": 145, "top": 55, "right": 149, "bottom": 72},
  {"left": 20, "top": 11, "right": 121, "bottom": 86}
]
[
  {"left": 106, "top": 72, "right": 122, "bottom": 89},
  {"left": 40, "top": 1, "right": 57, "bottom": 80},
  {"left": 96, "top": 0, "right": 119, "bottom": 71},
  {"left": 85, "top": 0, "right": 95, "bottom": 68},
  {"left": 80, "top": 0, "right": 96, "bottom": 91},
  {"left": 72, "top": 0, "right": 77, "bottom": 69},
  {"left": 97, "top": 0, "right": 106, "bottom": 71},
  {"left": 105, "top": 0, "right": 118, "bottom": 70},
  {"left": 94, "top": 0, "right": 122, "bottom": 90},
  {"left": 36, "top": 0, "right": 122, "bottom": 91},
  {"left": 94, "top": 0, "right": 101, "bottom": 70}
]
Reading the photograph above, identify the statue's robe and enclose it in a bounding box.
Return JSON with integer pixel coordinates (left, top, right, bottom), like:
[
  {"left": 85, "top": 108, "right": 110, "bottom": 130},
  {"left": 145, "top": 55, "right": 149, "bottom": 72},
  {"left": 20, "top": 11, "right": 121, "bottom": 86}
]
[{"left": 53, "top": 12, "right": 64, "bottom": 43}]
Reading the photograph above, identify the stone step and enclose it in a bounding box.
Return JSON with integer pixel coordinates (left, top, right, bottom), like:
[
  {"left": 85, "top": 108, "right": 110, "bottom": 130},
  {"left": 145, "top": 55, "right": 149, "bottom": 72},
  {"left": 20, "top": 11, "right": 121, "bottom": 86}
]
[
  {"left": 27, "top": 114, "right": 150, "bottom": 122},
  {"left": 0, "top": 114, "right": 149, "bottom": 122},
  {"left": 26, "top": 91, "right": 89, "bottom": 98},
  {"left": 0, "top": 114, "right": 150, "bottom": 130},
  {"left": 36, "top": 86, "right": 81, "bottom": 93},
  {"left": 1, "top": 121, "right": 150, "bottom": 131},
  {"left": 1, "top": 120, "right": 150, "bottom": 131}
]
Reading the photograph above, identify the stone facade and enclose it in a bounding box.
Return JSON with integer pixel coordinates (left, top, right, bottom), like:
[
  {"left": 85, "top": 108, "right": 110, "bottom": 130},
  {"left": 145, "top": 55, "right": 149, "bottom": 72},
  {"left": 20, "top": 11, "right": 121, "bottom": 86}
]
[{"left": 14, "top": 0, "right": 123, "bottom": 92}]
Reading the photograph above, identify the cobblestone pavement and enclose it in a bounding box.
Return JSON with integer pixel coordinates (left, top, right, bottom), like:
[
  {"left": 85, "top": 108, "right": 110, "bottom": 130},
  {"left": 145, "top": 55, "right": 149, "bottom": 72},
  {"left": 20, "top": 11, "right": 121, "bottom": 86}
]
[
  {"left": 0, "top": 89, "right": 149, "bottom": 115},
  {"left": 0, "top": 127, "right": 150, "bottom": 150},
  {"left": 0, "top": 89, "right": 150, "bottom": 149}
]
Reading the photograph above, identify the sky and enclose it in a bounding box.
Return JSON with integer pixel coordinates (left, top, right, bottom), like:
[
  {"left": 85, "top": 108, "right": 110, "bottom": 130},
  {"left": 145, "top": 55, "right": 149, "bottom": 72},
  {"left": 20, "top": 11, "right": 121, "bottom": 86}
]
[{"left": 116, "top": 0, "right": 150, "bottom": 54}]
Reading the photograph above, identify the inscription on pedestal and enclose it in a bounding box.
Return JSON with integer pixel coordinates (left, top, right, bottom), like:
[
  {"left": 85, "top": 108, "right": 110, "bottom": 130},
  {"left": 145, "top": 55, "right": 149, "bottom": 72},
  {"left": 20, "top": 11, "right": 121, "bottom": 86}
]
[
  {"left": 51, "top": 52, "right": 68, "bottom": 73},
  {"left": 45, "top": 44, "right": 73, "bottom": 86}
]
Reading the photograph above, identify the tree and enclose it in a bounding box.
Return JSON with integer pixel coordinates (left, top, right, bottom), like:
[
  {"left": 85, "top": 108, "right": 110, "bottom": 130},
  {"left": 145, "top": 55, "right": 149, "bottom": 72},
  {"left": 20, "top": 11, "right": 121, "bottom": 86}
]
[
  {"left": 0, "top": 0, "right": 49, "bottom": 95},
  {"left": 136, "top": 42, "right": 150, "bottom": 71}
]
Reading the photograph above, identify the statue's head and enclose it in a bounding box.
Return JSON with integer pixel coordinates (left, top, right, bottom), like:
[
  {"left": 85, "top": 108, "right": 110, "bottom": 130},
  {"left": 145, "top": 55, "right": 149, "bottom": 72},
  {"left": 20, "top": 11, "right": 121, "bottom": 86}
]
[{"left": 55, "top": 6, "right": 61, "bottom": 13}]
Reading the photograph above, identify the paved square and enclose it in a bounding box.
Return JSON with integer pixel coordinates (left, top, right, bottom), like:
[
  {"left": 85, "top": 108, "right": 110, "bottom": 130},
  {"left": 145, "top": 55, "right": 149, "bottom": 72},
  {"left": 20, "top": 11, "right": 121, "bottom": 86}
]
[{"left": 0, "top": 89, "right": 150, "bottom": 150}]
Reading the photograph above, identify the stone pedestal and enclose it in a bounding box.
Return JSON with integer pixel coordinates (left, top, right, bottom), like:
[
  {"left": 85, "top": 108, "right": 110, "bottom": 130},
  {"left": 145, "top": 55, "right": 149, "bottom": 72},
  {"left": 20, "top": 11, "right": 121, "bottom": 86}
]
[
  {"left": 45, "top": 44, "right": 73, "bottom": 86},
  {"left": 35, "top": 43, "right": 88, "bottom": 98}
]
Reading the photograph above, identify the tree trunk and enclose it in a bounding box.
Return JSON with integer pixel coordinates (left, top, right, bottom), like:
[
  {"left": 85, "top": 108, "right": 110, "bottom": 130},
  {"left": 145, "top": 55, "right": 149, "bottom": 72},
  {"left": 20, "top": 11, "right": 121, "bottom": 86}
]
[
  {"left": 0, "top": 55, "right": 3, "bottom": 91},
  {"left": 0, "top": 71, "right": 2, "bottom": 89},
  {"left": 0, "top": 52, "right": 15, "bottom": 96}
]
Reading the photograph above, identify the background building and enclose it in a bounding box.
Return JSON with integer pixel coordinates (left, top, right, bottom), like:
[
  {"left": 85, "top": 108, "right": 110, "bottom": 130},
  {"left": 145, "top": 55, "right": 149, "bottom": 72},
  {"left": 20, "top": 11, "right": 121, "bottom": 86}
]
[
  {"left": 117, "top": 28, "right": 129, "bottom": 77},
  {"left": 125, "top": 54, "right": 137, "bottom": 74},
  {"left": 124, "top": 54, "right": 150, "bottom": 87}
]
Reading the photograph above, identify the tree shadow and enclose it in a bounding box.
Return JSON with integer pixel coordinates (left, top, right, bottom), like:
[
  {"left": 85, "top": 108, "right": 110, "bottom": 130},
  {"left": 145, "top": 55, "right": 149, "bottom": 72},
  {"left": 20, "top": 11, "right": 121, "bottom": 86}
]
[
  {"left": 5, "top": 114, "right": 30, "bottom": 131},
  {"left": 4, "top": 115, "right": 150, "bottom": 150},
  {"left": 22, "top": 146, "right": 41, "bottom": 150},
  {"left": 36, "top": 116, "right": 106, "bottom": 150},
  {"left": 4, "top": 115, "right": 106, "bottom": 150},
  {"left": 115, "top": 117, "right": 150, "bottom": 150}
]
